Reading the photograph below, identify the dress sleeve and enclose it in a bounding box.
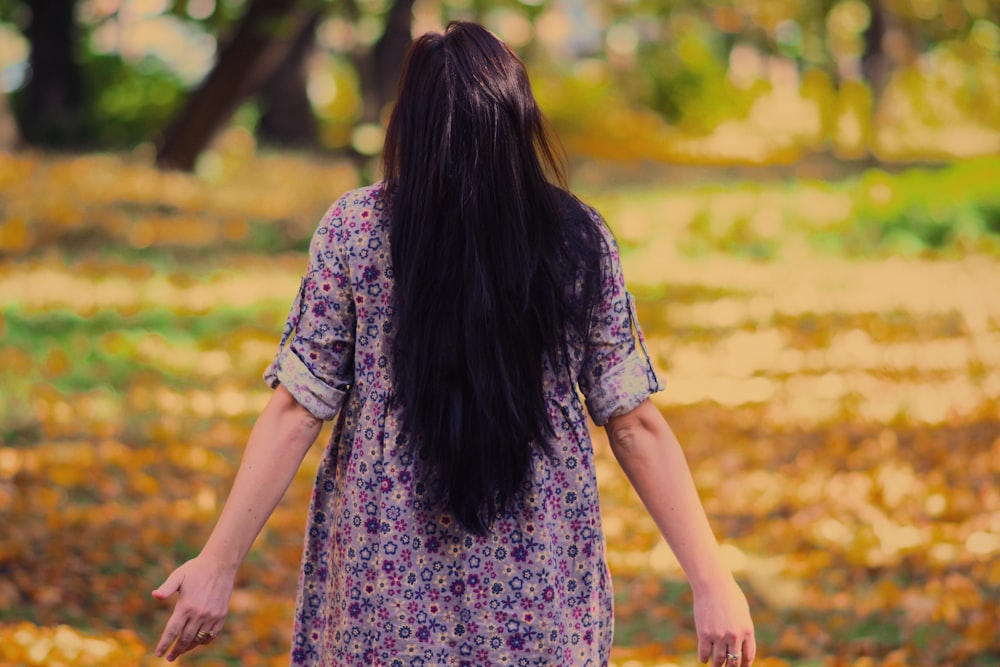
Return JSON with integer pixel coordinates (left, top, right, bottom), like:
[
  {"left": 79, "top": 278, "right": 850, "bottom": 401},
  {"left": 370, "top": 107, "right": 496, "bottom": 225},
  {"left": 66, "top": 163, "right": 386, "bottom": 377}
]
[
  {"left": 263, "top": 200, "right": 356, "bottom": 420},
  {"left": 577, "top": 212, "right": 662, "bottom": 426}
]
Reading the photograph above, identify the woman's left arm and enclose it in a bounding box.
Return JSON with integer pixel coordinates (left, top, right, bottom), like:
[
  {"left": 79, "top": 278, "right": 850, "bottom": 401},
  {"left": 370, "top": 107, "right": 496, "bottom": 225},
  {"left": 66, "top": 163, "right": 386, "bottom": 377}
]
[
  {"left": 606, "top": 399, "right": 755, "bottom": 667},
  {"left": 152, "top": 383, "right": 324, "bottom": 662}
]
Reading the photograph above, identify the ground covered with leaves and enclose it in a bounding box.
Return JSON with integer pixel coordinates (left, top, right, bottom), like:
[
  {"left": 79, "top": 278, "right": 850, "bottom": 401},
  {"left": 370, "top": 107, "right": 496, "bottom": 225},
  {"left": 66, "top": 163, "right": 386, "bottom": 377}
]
[{"left": 1, "top": 151, "right": 998, "bottom": 666}]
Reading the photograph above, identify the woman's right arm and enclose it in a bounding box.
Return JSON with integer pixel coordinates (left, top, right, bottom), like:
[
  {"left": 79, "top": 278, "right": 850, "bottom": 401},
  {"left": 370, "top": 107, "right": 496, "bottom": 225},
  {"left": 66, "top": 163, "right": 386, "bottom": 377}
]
[
  {"left": 605, "top": 399, "right": 756, "bottom": 667},
  {"left": 152, "top": 384, "right": 323, "bottom": 661}
]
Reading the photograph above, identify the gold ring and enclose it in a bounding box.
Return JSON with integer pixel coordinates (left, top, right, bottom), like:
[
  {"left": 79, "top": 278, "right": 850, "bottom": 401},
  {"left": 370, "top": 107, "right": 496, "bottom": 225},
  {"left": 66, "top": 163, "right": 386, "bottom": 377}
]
[{"left": 195, "top": 630, "right": 214, "bottom": 642}]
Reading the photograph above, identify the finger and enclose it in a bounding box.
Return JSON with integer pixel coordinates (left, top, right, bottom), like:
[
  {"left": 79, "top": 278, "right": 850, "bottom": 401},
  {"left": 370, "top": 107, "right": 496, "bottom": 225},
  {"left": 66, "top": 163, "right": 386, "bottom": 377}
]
[
  {"left": 726, "top": 640, "right": 743, "bottom": 667},
  {"left": 725, "top": 633, "right": 744, "bottom": 667},
  {"left": 744, "top": 632, "right": 757, "bottom": 666},
  {"left": 698, "top": 634, "right": 712, "bottom": 663},
  {"left": 177, "top": 617, "right": 217, "bottom": 657},
  {"left": 727, "top": 629, "right": 753, "bottom": 665},
  {"left": 155, "top": 611, "right": 187, "bottom": 658},
  {"left": 167, "top": 618, "right": 198, "bottom": 662},
  {"left": 205, "top": 619, "right": 225, "bottom": 642},
  {"left": 712, "top": 639, "right": 730, "bottom": 667},
  {"left": 153, "top": 569, "right": 184, "bottom": 600},
  {"left": 194, "top": 624, "right": 219, "bottom": 645}
]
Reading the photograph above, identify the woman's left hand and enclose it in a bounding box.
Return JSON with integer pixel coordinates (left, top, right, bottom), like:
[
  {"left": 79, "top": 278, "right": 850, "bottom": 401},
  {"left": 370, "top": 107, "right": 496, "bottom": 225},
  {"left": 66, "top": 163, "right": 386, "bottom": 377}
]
[
  {"left": 692, "top": 574, "right": 756, "bottom": 667},
  {"left": 152, "top": 556, "right": 236, "bottom": 661}
]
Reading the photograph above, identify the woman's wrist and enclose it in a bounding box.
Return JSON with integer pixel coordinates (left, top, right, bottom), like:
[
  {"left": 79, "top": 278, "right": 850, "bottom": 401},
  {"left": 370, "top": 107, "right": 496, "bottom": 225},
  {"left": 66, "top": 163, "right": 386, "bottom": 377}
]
[
  {"left": 682, "top": 551, "right": 734, "bottom": 596},
  {"left": 689, "top": 568, "right": 738, "bottom": 597},
  {"left": 197, "top": 545, "right": 242, "bottom": 575}
]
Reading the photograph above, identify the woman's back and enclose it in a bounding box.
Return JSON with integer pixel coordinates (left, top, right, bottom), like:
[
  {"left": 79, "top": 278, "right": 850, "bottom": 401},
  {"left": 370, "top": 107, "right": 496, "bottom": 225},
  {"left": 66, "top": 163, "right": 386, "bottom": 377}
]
[{"left": 266, "top": 180, "right": 659, "bottom": 666}]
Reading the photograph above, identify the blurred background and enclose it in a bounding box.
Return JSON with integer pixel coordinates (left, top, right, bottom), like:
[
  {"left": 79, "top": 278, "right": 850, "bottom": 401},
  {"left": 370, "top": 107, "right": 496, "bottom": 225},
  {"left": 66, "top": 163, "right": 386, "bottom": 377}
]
[{"left": 1, "top": 0, "right": 999, "bottom": 665}]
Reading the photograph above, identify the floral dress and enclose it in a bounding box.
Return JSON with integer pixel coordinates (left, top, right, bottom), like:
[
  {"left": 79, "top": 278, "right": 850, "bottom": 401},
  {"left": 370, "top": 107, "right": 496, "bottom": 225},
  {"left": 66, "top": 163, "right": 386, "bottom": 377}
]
[{"left": 264, "top": 183, "right": 661, "bottom": 667}]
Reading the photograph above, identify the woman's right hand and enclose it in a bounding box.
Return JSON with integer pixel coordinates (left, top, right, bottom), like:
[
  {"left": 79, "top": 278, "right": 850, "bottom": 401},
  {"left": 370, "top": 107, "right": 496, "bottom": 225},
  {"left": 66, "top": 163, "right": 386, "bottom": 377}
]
[{"left": 152, "top": 556, "right": 236, "bottom": 662}]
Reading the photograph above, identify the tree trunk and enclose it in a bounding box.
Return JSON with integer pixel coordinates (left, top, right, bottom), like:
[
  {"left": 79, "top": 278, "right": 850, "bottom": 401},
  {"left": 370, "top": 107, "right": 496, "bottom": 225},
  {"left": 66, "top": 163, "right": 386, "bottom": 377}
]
[
  {"left": 19, "top": 0, "right": 84, "bottom": 146},
  {"left": 372, "top": 0, "right": 416, "bottom": 118},
  {"left": 0, "top": 89, "right": 19, "bottom": 148},
  {"left": 256, "top": 11, "right": 321, "bottom": 147},
  {"left": 356, "top": 0, "right": 416, "bottom": 124},
  {"left": 155, "top": 0, "right": 319, "bottom": 170},
  {"left": 861, "top": 0, "right": 888, "bottom": 101}
]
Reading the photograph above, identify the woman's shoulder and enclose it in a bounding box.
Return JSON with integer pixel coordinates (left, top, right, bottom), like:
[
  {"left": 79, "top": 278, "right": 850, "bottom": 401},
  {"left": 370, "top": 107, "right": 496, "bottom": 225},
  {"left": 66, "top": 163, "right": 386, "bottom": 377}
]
[
  {"left": 555, "top": 187, "right": 617, "bottom": 249},
  {"left": 337, "top": 181, "right": 389, "bottom": 208},
  {"left": 318, "top": 182, "right": 391, "bottom": 245},
  {"left": 326, "top": 182, "right": 389, "bottom": 223},
  {"left": 551, "top": 186, "right": 600, "bottom": 223}
]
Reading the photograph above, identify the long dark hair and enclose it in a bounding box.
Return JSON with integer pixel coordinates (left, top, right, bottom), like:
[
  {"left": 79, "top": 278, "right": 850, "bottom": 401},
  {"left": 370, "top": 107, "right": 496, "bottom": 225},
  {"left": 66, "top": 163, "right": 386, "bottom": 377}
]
[{"left": 383, "top": 22, "right": 604, "bottom": 534}]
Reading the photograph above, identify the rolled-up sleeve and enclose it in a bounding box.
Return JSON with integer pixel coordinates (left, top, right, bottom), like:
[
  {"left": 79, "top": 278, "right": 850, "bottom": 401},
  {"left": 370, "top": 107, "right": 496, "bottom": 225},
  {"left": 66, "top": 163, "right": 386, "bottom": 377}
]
[
  {"left": 577, "top": 215, "right": 661, "bottom": 426},
  {"left": 264, "top": 201, "right": 355, "bottom": 420}
]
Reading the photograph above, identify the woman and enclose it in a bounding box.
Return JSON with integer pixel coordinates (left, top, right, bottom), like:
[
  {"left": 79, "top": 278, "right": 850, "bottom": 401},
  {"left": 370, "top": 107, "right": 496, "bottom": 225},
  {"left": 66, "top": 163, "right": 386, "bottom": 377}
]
[{"left": 153, "top": 21, "right": 755, "bottom": 667}]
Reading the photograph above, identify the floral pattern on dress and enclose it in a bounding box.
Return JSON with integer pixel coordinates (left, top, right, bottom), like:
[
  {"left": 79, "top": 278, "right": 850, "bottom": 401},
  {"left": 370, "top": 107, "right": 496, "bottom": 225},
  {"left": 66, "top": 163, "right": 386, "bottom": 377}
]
[{"left": 264, "top": 183, "right": 661, "bottom": 667}]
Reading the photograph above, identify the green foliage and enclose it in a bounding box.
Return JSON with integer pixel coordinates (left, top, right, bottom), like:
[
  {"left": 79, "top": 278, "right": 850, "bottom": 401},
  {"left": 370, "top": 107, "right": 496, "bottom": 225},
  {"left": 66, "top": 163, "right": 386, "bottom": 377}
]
[
  {"left": 592, "top": 157, "right": 1000, "bottom": 261},
  {"left": 680, "top": 206, "right": 780, "bottom": 260},
  {"left": 979, "top": 197, "right": 1000, "bottom": 236},
  {"left": 1, "top": 307, "right": 280, "bottom": 396},
  {"left": 629, "top": 17, "right": 754, "bottom": 132},
  {"left": 82, "top": 53, "right": 187, "bottom": 148},
  {"left": 534, "top": 67, "right": 618, "bottom": 133},
  {"left": 839, "top": 159, "right": 1000, "bottom": 257},
  {"left": 9, "top": 52, "right": 186, "bottom": 149}
]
